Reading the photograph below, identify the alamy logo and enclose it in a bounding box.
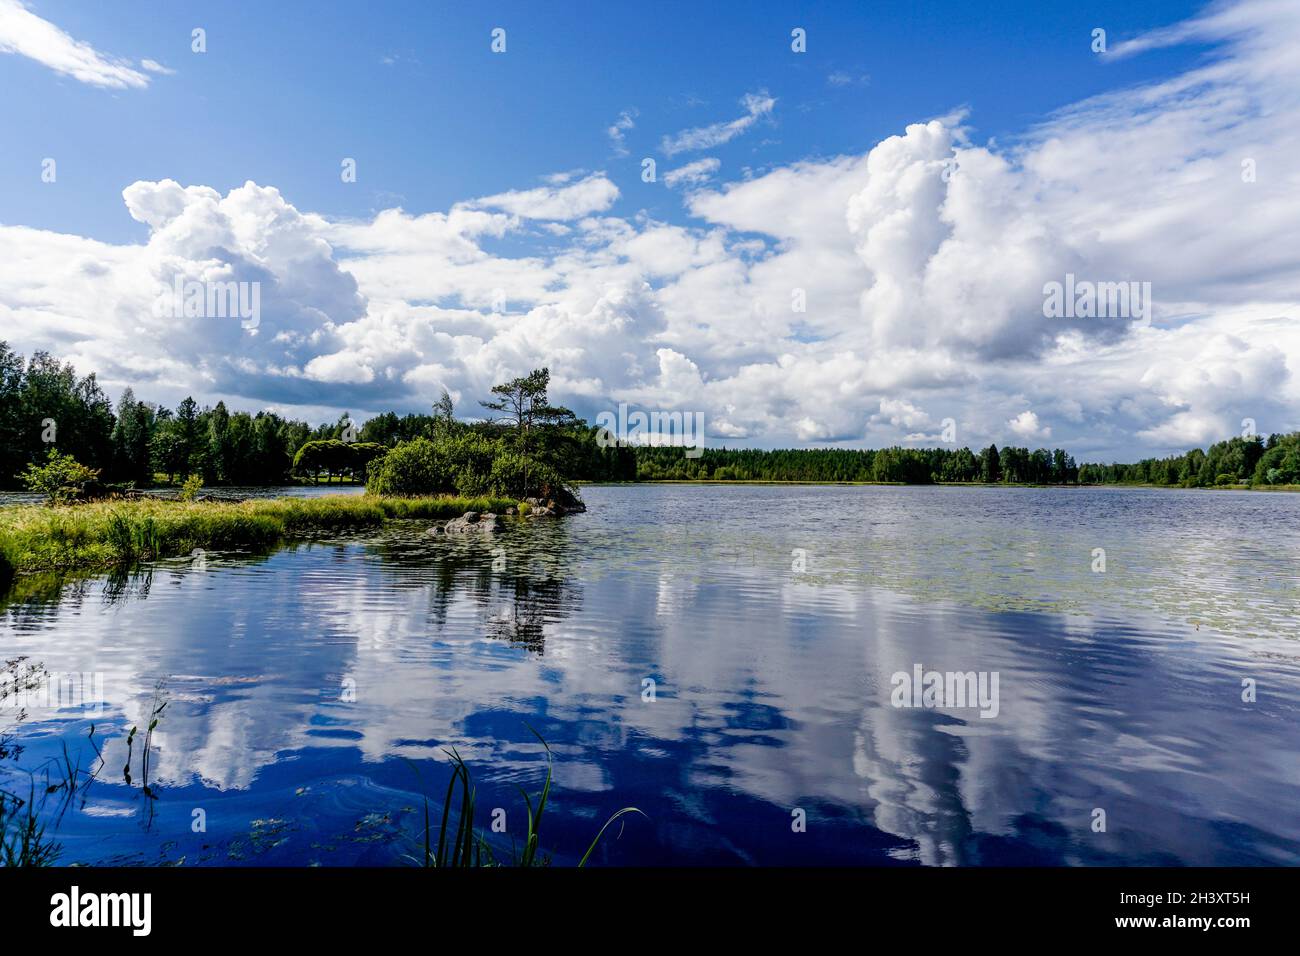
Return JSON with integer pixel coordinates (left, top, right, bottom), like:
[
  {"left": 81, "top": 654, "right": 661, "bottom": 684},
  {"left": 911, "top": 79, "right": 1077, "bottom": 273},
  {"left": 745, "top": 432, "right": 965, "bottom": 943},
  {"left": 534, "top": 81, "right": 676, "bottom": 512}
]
[
  {"left": 890, "top": 664, "right": 1000, "bottom": 718},
  {"left": 1, "top": 671, "right": 104, "bottom": 716},
  {"left": 1042, "top": 273, "right": 1152, "bottom": 325},
  {"left": 153, "top": 277, "right": 261, "bottom": 329},
  {"left": 595, "top": 403, "right": 705, "bottom": 459},
  {"left": 49, "top": 886, "right": 151, "bottom": 936}
]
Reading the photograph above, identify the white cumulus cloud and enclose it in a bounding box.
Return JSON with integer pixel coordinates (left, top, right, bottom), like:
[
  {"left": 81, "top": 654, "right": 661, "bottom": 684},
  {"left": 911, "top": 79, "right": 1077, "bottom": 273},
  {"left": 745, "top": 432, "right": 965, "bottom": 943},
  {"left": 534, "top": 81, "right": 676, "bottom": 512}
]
[
  {"left": 2, "top": 0, "right": 1298, "bottom": 461},
  {"left": 1007, "top": 410, "right": 1052, "bottom": 441}
]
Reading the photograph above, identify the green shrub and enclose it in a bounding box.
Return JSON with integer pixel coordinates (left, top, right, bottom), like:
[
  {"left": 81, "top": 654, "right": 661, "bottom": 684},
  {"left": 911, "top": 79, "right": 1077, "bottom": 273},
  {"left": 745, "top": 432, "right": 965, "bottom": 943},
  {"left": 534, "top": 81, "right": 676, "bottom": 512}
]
[
  {"left": 365, "top": 437, "right": 456, "bottom": 496},
  {"left": 365, "top": 432, "right": 582, "bottom": 502},
  {"left": 488, "top": 451, "right": 565, "bottom": 500},
  {"left": 453, "top": 468, "right": 494, "bottom": 498},
  {"left": 18, "top": 449, "right": 100, "bottom": 505},
  {"left": 440, "top": 433, "right": 499, "bottom": 483},
  {"left": 350, "top": 442, "right": 387, "bottom": 475},
  {"left": 178, "top": 474, "right": 204, "bottom": 501}
]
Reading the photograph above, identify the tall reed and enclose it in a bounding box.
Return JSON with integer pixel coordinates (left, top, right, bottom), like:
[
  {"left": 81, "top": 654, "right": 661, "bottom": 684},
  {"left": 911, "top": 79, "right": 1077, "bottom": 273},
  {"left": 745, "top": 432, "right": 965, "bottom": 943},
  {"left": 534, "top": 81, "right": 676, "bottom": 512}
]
[
  {"left": 411, "top": 729, "right": 644, "bottom": 868},
  {"left": 0, "top": 783, "right": 62, "bottom": 867}
]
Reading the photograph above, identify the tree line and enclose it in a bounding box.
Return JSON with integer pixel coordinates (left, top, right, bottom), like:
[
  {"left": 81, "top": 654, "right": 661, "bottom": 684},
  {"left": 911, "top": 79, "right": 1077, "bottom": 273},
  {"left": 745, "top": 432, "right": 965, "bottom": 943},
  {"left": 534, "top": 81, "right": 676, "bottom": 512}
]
[
  {"left": 627, "top": 435, "right": 1298, "bottom": 486},
  {"left": 1076, "top": 433, "right": 1300, "bottom": 487},
  {"left": 2, "top": 342, "right": 1296, "bottom": 491},
  {"left": 0, "top": 343, "right": 633, "bottom": 491},
  {"left": 2, "top": 342, "right": 323, "bottom": 489},
  {"left": 628, "top": 444, "right": 1079, "bottom": 483}
]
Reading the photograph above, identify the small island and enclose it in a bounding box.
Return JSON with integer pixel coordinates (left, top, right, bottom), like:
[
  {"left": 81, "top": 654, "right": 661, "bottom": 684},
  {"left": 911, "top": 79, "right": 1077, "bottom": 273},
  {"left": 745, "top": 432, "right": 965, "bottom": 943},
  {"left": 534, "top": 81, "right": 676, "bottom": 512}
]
[{"left": 0, "top": 365, "right": 590, "bottom": 584}]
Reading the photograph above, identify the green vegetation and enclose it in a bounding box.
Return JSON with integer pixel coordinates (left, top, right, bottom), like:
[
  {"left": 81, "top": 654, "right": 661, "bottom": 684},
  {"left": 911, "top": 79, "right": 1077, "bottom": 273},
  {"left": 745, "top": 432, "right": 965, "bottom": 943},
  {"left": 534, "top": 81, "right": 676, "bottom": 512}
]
[
  {"left": 0, "top": 786, "right": 61, "bottom": 867},
  {"left": 1078, "top": 432, "right": 1300, "bottom": 488},
  {"left": 0, "top": 342, "right": 628, "bottom": 491},
  {"left": 364, "top": 371, "right": 586, "bottom": 504},
  {"left": 367, "top": 434, "right": 568, "bottom": 500},
  {"left": 1, "top": 342, "right": 314, "bottom": 488},
  {"left": 0, "top": 360, "right": 590, "bottom": 583},
  {"left": 626, "top": 433, "right": 1300, "bottom": 488},
  {"left": 18, "top": 449, "right": 102, "bottom": 504},
  {"left": 630, "top": 443, "right": 1078, "bottom": 483},
  {"left": 0, "top": 494, "right": 517, "bottom": 578},
  {"left": 177, "top": 473, "right": 204, "bottom": 502},
  {"left": 292, "top": 439, "right": 386, "bottom": 483},
  {"left": 4, "top": 340, "right": 1296, "bottom": 492},
  {"left": 410, "top": 731, "right": 643, "bottom": 868}
]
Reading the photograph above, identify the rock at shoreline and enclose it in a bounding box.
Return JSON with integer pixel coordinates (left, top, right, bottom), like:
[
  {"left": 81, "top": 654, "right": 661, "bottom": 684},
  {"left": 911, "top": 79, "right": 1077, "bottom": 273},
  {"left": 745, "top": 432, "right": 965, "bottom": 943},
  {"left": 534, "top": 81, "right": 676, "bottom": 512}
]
[
  {"left": 521, "top": 495, "right": 586, "bottom": 517},
  {"left": 439, "top": 511, "right": 502, "bottom": 534},
  {"left": 428, "top": 498, "right": 586, "bottom": 533}
]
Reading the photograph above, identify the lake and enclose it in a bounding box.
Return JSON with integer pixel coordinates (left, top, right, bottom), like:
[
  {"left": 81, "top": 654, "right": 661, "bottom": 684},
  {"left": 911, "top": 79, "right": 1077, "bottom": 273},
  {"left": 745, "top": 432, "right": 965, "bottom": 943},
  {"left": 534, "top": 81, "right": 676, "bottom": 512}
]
[{"left": 2, "top": 484, "right": 1298, "bottom": 866}]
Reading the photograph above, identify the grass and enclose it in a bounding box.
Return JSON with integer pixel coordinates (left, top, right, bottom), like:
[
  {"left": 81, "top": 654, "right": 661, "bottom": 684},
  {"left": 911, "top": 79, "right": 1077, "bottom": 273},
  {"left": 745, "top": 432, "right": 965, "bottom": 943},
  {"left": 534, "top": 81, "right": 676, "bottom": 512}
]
[{"left": 0, "top": 494, "right": 519, "bottom": 579}]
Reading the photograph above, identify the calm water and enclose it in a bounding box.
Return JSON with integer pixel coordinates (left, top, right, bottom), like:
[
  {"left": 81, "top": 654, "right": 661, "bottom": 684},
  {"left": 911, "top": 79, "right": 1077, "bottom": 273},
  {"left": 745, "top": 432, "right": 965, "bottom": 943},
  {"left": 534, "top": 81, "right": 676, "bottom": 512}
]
[{"left": 2, "top": 485, "right": 1298, "bottom": 866}]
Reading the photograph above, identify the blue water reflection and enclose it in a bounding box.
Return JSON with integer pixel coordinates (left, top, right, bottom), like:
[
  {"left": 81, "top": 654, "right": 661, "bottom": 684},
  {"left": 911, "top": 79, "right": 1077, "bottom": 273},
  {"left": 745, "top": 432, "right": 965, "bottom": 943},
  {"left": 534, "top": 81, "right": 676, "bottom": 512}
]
[{"left": 2, "top": 485, "right": 1297, "bottom": 865}]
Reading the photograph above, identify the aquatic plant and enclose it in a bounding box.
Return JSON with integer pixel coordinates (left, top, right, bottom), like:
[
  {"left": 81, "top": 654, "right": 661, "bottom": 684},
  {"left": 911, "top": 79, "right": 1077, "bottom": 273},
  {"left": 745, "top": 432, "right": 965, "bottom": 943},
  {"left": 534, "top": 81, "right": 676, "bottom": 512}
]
[
  {"left": 410, "top": 730, "right": 644, "bottom": 868},
  {"left": 0, "top": 783, "right": 62, "bottom": 866},
  {"left": 140, "top": 686, "right": 167, "bottom": 800}
]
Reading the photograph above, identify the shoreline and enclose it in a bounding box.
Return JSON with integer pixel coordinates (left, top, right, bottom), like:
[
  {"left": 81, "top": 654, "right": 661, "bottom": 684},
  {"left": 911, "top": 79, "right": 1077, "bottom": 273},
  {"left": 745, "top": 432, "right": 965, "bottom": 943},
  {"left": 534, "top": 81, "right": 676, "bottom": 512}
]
[
  {"left": 6, "top": 479, "right": 1296, "bottom": 497},
  {"left": 0, "top": 494, "right": 519, "bottom": 582}
]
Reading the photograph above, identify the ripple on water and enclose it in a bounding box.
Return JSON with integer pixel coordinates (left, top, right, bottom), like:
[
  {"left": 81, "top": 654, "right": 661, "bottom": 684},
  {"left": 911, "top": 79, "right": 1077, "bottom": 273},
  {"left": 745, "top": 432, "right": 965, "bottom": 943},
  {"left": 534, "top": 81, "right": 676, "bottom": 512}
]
[{"left": 1, "top": 484, "right": 1298, "bottom": 866}]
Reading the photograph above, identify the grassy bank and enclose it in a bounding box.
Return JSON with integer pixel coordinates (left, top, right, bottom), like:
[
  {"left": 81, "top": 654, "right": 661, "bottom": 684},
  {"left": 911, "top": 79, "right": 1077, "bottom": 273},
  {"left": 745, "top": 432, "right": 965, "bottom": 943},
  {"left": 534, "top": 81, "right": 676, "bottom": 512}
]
[{"left": 0, "top": 494, "right": 517, "bottom": 580}]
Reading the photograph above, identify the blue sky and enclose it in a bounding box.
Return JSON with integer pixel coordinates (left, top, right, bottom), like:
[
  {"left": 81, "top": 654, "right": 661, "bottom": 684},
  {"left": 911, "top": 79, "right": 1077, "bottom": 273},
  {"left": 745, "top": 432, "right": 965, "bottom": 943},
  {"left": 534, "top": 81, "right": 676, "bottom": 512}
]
[
  {"left": 1, "top": 0, "right": 1296, "bottom": 461},
  {"left": 5, "top": 0, "right": 1207, "bottom": 241}
]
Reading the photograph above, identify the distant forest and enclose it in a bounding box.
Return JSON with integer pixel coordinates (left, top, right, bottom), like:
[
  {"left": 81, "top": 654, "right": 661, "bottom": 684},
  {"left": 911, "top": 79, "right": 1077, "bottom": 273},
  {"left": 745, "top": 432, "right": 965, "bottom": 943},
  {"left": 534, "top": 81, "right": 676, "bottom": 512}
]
[
  {"left": 2, "top": 343, "right": 1297, "bottom": 490},
  {"left": 633, "top": 433, "right": 1300, "bottom": 487}
]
